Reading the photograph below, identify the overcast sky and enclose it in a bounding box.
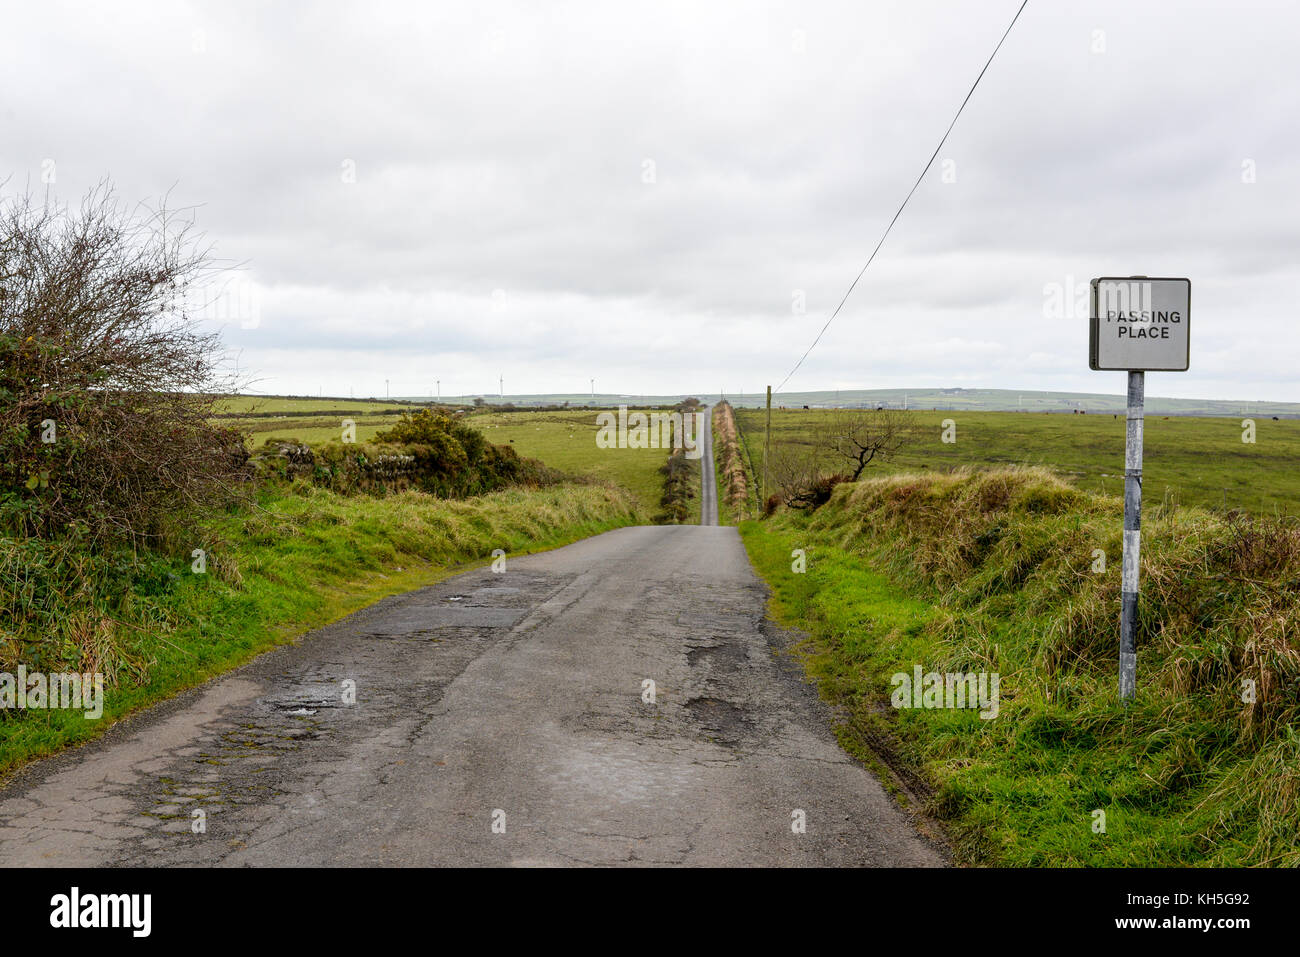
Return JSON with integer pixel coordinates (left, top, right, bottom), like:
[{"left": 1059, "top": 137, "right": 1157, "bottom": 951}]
[{"left": 3, "top": 0, "right": 1297, "bottom": 400}]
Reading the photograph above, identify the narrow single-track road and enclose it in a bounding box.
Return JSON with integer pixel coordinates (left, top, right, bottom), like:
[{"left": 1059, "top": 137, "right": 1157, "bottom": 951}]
[{"left": 0, "top": 525, "right": 942, "bottom": 867}]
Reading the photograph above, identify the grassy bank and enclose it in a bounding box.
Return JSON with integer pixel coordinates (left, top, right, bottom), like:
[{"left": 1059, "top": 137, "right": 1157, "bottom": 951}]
[
  {"left": 740, "top": 467, "right": 1300, "bottom": 866},
  {"left": 0, "top": 482, "right": 644, "bottom": 776}
]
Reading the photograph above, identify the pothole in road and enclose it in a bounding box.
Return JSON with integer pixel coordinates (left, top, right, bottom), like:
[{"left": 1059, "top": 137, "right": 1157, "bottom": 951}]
[
  {"left": 685, "top": 696, "right": 750, "bottom": 746},
  {"left": 263, "top": 680, "right": 346, "bottom": 713},
  {"left": 687, "top": 641, "right": 749, "bottom": 672},
  {"left": 361, "top": 606, "right": 528, "bottom": 632},
  {"left": 470, "top": 586, "right": 522, "bottom": 598}
]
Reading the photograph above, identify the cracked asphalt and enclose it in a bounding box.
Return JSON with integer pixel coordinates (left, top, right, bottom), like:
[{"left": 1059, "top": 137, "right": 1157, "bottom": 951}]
[{"left": 0, "top": 524, "right": 944, "bottom": 867}]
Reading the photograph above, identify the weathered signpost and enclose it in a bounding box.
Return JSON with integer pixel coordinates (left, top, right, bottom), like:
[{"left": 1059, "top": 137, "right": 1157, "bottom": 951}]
[{"left": 1089, "top": 277, "right": 1191, "bottom": 700}]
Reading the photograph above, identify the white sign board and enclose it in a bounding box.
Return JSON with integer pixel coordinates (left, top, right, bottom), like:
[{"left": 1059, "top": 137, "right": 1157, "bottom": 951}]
[{"left": 1089, "top": 277, "right": 1190, "bottom": 371}]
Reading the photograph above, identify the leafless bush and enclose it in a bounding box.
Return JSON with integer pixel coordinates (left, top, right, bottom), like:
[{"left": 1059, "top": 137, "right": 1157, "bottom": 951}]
[
  {"left": 0, "top": 183, "right": 249, "bottom": 546},
  {"left": 769, "top": 443, "right": 848, "bottom": 509},
  {"left": 817, "top": 407, "right": 918, "bottom": 480}
]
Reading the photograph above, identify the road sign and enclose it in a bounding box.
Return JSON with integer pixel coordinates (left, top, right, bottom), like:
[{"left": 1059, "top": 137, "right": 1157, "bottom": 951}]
[
  {"left": 1089, "top": 277, "right": 1190, "bottom": 371},
  {"left": 1088, "top": 276, "right": 1191, "bottom": 702}
]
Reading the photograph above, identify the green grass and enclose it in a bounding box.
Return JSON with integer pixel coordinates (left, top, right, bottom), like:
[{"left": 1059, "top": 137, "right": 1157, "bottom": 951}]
[
  {"left": 218, "top": 395, "right": 439, "bottom": 448},
  {"left": 739, "top": 467, "right": 1300, "bottom": 866},
  {"left": 467, "top": 408, "right": 672, "bottom": 515},
  {"left": 0, "top": 482, "right": 644, "bottom": 776},
  {"left": 713, "top": 434, "right": 734, "bottom": 526},
  {"left": 230, "top": 413, "right": 404, "bottom": 448},
  {"left": 738, "top": 407, "right": 1300, "bottom": 514}
]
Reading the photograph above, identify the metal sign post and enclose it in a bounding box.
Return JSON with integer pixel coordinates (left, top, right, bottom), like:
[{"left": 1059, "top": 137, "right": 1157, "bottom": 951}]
[
  {"left": 1089, "top": 276, "right": 1191, "bottom": 701},
  {"left": 1120, "top": 370, "right": 1143, "bottom": 700}
]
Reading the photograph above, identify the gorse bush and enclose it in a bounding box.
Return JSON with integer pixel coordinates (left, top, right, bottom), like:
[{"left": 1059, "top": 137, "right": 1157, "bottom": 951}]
[
  {"left": 369, "top": 407, "right": 566, "bottom": 494},
  {"left": 252, "top": 409, "right": 565, "bottom": 499}
]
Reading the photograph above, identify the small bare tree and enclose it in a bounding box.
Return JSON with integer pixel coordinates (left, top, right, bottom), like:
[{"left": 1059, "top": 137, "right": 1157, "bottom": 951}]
[
  {"left": 0, "top": 183, "right": 249, "bottom": 545},
  {"left": 818, "top": 407, "right": 917, "bottom": 481},
  {"left": 768, "top": 442, "right": 836, "bottom": 510}
]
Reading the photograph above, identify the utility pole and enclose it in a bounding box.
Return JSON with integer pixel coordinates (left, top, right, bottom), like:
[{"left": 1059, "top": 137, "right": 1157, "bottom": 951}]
[{"left": 763, "top": 385, "right": 772, "bottom": 505}]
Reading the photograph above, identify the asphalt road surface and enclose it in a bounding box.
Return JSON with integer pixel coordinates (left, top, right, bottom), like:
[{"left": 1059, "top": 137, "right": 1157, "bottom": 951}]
[
  {"left": 0, "top": 527, "right": 943, "bottom": 867},
  {"left": 698, "top": 405, "right": 718, "bottom": 526}
]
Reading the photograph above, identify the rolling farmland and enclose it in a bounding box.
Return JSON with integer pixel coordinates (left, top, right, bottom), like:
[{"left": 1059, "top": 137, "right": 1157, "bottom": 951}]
[{"left": 736, "top": 407, "right": 1300, "bottom": 515}]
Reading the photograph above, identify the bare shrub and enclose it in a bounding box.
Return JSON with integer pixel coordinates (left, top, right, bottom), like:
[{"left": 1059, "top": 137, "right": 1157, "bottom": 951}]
[
  {"left": 817, "top": 407, "right": 918, "bottom": 480},
  {"left": 769, "top": 443, "right": 846, "bottom": 510},
  {"left": 0, "top": 183, "right": 249, "bottom": 546}
]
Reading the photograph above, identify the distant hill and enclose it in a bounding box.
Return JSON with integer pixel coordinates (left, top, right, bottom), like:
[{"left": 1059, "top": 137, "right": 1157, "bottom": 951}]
[{"left": 412, "top": 388, "right": 1300, "bottom": 418}]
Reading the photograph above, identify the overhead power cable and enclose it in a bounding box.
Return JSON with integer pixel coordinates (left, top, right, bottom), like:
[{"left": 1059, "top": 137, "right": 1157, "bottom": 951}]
[{"left": 775, "top": 0, "right": 1030, "bottom": 394}]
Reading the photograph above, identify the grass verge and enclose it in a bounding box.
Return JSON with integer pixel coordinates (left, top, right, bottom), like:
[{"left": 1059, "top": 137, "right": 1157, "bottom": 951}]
[{"left": 740, "top": 466, "right": 1300, "bottom": 866}]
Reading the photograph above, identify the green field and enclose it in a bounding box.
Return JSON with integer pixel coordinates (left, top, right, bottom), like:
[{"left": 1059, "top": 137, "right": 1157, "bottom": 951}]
[
  {"left": 468, "top": 409, "right": 670, "bottom": 516},
  {"left": 216, "top": 396, "right": 423, "bottom": 415},
  {"left": 738, "top": 408, "right": 1300, "bottom": 515},
  {"left": 218, "top": 395, "right": 421, "bottom": 448},
  {"left": 220, "top": 398, "right": 673, "bottom": 518},
  {"left": 231, "top": 412, "right": 406, "bottom": 448}
]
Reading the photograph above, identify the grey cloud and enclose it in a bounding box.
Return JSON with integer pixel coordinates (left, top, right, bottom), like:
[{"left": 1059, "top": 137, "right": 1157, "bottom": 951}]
[{"left": 2, "top": 0, "right": 1297, "bottom": 399}]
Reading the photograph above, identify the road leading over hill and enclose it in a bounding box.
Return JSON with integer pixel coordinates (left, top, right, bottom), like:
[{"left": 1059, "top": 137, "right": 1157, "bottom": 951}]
[
  {"left": 0, "top": 525, "right": 942, "bottom": 867},
  {"left": 698, "top": 404, "right": 718, "bottom": 526}
]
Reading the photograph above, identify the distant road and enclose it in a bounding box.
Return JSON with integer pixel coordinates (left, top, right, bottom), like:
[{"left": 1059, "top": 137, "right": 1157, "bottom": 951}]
[
  {"left": 699, "top": 405, "right": 718, "bottom": 526},
  {"left": 0, "top": 526, "right": 942, "bottom": 867}
]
